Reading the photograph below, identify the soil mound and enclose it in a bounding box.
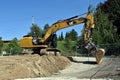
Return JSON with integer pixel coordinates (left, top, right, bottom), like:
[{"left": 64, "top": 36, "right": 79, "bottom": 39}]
[{"left": 0, "top": 55, "right": 70, "bottom": 80}]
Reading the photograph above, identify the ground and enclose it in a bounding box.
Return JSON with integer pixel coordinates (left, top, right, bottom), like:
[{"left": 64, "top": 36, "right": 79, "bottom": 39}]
[
  {"left": 17, "top": 56, "right": 120, "bottom": 80},
  {"left": 0, "top": 55, "right": 120, "bottom": 80}
]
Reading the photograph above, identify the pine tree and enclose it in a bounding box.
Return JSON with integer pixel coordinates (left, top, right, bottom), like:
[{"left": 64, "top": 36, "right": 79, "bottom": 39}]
[
  {"left": 65, "top": 29, "right": 78, "bottom": 41},
  {"left": 69, "top": 29, "right": 78, "bottom": 41},
  {"left": 93, "top": 8, "right": 117, "bottom": 44},
  {"left": 99, "top": 0, "right": 120, "bottom": 36},
  {"left": 58, "top": 32, "right": 64, "bottom": 41},
  {"left": 65, "top": 32, "right": 69, "bottom": 40},
  {"left": 60, "top": 32, "right": 64, "bottom": 40}
]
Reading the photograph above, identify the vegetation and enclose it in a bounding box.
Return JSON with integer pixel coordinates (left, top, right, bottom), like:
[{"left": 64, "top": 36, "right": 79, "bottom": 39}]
[
  {"left": 99, "top": 0, "right": 120, "bottom": 35},
  {"left": 92, "top": 0, "right": 120, "bottom": 56},
  {"left": 28, "top": 24, "right": 43, "bottom": 37},
  {"left": 0, "top": 38, "right": 22, "bottom": 56},
  {"left": 57, "top": 40, "right": 77, "bottom": 56},
  {"left": 93, "top": 8, "right": 117, "bottom": 44}
]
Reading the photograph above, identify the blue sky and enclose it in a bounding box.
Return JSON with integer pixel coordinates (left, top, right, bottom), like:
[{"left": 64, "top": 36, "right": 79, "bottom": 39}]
[{"left": 0, "top": 0, "right": 106, "bottom": 40}]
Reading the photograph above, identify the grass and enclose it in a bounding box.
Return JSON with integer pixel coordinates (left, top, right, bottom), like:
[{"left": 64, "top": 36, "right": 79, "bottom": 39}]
[{"left": 57, "top": 40, "right": 77, "bottom": 56}]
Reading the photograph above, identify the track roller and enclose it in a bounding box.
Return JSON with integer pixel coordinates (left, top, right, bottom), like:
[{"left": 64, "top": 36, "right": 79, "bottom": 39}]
[{"left": 40, "top": 48, "right": 61, "bottom": 56}]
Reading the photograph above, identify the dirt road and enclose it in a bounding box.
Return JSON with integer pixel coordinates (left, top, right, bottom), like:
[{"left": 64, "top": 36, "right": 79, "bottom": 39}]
[{"left": 16, "top": 57, "right": 120, "bottom": 80}]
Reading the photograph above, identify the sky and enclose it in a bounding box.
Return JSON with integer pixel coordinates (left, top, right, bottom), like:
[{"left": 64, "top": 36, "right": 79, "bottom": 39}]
[{"left": 0, "top": 0, "right": 106, "bottom": 40}]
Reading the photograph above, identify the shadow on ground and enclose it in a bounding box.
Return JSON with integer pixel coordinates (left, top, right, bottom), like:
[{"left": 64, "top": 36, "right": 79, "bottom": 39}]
[{"left": 67, "top": 56, "right": 97, "bottom": 65}]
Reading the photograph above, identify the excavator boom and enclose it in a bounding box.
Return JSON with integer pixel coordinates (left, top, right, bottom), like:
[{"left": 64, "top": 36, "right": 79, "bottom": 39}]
[
  {"left": 40, "top": 18, "right": 86, "bottom": 43},
  {"left": 40, "top": 12, "right": 94, "bottom": 43}
]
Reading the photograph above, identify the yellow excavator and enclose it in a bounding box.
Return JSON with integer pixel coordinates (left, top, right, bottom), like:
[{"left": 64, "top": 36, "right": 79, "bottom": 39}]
[{"left": 20, "top": 12, "right": 105, "bottom": 64}]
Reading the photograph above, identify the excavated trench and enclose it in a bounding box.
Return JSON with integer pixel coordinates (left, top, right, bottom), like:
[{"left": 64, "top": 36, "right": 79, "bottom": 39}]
[{"left": 0, "top": 55, "right": 71, "bottom": 80}]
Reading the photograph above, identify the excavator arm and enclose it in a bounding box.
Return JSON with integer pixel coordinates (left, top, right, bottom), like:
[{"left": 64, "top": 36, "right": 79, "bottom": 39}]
[{"left": 40, "top": 12, "right": 94, "bottom": 43}]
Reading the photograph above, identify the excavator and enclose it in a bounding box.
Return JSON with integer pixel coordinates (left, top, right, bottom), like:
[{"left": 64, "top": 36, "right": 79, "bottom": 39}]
[{"left": 20, "top": 11, "right": 105, "bottom": 64}]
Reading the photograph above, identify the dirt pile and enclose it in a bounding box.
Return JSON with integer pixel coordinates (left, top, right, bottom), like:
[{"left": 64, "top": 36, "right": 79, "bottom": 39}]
[{"left": 0, "top": 55, "right": 71, "bottom": 80}]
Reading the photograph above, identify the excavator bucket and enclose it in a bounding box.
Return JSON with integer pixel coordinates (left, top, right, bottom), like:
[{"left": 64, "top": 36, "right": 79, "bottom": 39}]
[{"left": 96, "top": 48, "right": 105, "bottom": 64}]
